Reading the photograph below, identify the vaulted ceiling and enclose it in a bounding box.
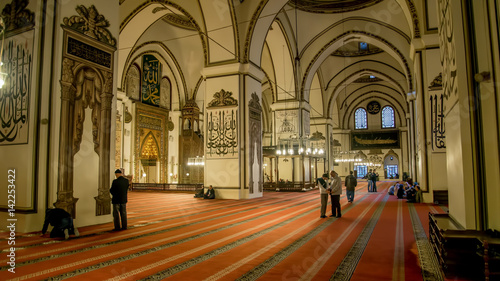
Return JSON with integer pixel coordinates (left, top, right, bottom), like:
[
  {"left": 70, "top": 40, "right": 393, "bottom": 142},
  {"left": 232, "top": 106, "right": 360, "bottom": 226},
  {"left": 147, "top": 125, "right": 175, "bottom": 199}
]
[{"left": 118, "top": 0, "right": 432, "bottom": 132}]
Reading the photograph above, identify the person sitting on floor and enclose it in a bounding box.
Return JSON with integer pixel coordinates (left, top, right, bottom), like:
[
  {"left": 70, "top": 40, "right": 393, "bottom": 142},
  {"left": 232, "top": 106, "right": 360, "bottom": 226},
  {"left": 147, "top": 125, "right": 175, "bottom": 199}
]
[
  {"left": 41, "top": 208, "right": 79, "bottom": 240},
  {"left": 388, "top": 183, "right": 396, "bottom": 195},
  {"left": 396, "top": 182, "right": 405, "bottom": 199},
  {"left": 406, "top": 186, "right": 417, "bottom": 202},
  {"left": 194, "top": 185, "right": 204, "bottom": 198},
  {"left": 204, "top": 185, "right": 215, "bottom": 199}
]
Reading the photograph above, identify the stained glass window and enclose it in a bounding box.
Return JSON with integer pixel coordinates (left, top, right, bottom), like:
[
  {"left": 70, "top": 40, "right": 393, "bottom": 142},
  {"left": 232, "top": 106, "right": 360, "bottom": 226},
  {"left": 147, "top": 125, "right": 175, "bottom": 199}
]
[
  {"left": 355, "top": 108, "right": 367, "bottom": 129},
  {"left": 382, "top": 106, "right": 395, "bottom": 128}
]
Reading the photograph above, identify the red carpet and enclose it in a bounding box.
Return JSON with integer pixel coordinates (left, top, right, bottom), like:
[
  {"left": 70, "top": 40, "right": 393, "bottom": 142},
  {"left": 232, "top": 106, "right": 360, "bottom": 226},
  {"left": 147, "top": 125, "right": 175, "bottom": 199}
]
[{"left": 0, "top": 182, "right": 448, "bottom": 280}]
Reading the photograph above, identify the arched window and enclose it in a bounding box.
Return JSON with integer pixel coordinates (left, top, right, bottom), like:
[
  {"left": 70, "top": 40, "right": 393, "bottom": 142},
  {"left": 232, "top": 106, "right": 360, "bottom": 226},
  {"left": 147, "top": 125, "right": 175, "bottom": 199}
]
[
  {"left": 381, "top": 106, "right": 395, "bottom": 128},
  {"left": 355, "top": 108, "right": 367, "bottom": 129}
]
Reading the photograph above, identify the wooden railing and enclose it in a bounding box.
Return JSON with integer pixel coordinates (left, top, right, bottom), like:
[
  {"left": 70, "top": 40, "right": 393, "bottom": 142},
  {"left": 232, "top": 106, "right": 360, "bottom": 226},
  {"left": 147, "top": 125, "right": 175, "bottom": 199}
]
[
  {"left": 263, "top": 182, "right": 317, "bottom": 192},
  {"left": 131, "top": 183, "right": 202, "bottom": 192},
  {"left": 429, "top": 212, "right": 500, "bottom": 280}
]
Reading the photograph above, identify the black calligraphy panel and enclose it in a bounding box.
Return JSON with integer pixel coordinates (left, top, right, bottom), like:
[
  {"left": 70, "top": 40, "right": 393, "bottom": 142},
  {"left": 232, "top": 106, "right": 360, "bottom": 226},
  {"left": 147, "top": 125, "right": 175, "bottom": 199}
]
[
  {"left": 0, "top": 32, "right": 33, "bottom": 144},
  {"left": 141, "top": 55, "right": 161, "bottom": 107},
  {"left": 67, "top": 37, "right": 111, "bottom": 68}
]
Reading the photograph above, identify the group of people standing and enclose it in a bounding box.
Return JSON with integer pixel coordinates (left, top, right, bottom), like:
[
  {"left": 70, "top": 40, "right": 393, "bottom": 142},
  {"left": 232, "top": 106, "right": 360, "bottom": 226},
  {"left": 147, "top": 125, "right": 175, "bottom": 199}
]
[{"left": 316, "top": 170, "right": 358, "bottom": 218}]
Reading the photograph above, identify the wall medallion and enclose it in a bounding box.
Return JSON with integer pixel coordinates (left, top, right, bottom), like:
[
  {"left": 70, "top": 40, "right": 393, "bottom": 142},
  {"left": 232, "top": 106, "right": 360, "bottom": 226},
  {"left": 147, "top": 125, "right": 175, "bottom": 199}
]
[{"left": 367, "top": 101, "right": 381, "bottom": 114}]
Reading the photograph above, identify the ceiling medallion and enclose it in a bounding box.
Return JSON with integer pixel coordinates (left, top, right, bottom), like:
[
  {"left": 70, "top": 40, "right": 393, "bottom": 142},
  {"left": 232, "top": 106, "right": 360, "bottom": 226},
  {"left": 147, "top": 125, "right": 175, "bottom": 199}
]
[
  {"left": 367, "top": 101, "right": 381, "bottom": 114},
  {"left": 290, "top": 0, "right": 383, "bottom": 13}
]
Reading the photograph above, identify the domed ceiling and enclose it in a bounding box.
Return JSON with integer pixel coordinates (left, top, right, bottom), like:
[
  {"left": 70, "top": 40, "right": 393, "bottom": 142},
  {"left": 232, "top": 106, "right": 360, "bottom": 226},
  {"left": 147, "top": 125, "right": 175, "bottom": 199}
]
[{"left": 290, "top": 0, "right": 383, "bottom": 13}]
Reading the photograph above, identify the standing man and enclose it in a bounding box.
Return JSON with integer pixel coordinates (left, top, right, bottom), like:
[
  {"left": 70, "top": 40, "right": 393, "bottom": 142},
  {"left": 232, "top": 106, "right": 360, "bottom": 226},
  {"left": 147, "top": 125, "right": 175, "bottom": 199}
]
[
  {"left": 367, "top": 169, "right": 373, "bottom": 192},
  {"left": 372, "top": 169, "right": 378, "bottom": 192},
  {"left": 110, "top": 169, "right": 129, "bottom": 231},
  {"left": 329, "top": 170, "right": 342, "bottom": 218},
  {"left": 316, "top": 173, "right": 329, "bottom": 218},
  {"left": 345, "top": 170, "right": 357, "bottom": 203}
]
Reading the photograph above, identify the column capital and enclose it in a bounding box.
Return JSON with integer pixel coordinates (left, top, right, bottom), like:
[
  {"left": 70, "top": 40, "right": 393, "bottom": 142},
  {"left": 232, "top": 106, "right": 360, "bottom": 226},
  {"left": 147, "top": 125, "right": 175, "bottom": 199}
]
[
  {"left": 60, "top": 82, "right": 76, "bottom": 103},
  {"left": 407, "top": 91, "right": 417, "bottom": 102}
]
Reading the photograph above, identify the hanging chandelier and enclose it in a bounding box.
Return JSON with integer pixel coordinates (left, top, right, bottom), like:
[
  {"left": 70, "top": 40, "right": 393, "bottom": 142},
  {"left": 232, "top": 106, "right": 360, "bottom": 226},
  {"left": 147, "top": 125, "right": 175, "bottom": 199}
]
[{"left": 275, "top": 132, "right": 325, "bottom": 157}]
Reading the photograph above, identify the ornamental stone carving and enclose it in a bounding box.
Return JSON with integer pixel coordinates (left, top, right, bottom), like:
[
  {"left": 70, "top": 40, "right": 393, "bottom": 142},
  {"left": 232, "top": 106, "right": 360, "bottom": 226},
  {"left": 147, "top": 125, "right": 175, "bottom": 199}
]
[{"left": 63, "top": 5, "right": 116, "bottom": 46}]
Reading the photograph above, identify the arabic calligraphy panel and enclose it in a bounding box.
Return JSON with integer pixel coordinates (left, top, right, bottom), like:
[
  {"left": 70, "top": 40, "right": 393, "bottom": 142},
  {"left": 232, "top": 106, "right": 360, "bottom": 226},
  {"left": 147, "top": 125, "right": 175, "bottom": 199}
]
[
  {"left": 141, "top": 54, "right": 161, "bottom": 107},
  {"left": 0, "top": 29, "right": 34, "bottom": 145},
  {"left": 351, "top": 130, "right": 400, "bottom": 150},
  {"left": 206, "top": 109, "right": 238, "bottom": 158}
]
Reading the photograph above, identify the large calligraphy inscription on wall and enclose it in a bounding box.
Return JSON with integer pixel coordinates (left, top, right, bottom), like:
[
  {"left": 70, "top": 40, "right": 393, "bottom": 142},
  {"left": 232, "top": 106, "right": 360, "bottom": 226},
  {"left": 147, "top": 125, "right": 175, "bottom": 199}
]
[
  {"left": 0, "top": 30, "right": 33, "bottom": 145},
  {"left": 437, "top": 0, "right": 458, "bottom": 105},
  {"left": 141, "top": 54, "right": 161, "bottom": 106},
  {"left": 206, "top": 89, "right": 238, "bottom": 158},
  {"left": 430, "top": 94, "right": 446, "bottom": 150}
]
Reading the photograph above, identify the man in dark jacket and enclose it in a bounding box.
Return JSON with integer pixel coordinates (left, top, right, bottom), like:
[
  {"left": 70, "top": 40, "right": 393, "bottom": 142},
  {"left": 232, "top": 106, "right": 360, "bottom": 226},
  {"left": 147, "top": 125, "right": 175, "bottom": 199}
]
[
  {"left": 41, "top": 208, "right": 79, "bottom": 239},
  {"left": 371, "top": 170, "right": 378, "bottom": 192},
  {"left": 345, "top": 170, "right": 357, "bottom": 203},
  {"left": 110, "top": 169, "right": 129, "bottom": 231},
  {"left": 204, "top": 185, "right": 216, "bottom": 199}
]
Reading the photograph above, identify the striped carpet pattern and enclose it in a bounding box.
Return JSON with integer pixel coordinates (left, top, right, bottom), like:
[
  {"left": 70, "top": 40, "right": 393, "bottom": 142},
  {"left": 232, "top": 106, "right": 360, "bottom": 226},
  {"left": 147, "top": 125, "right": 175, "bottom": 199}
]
[{"left": 0, "top": 182, "right": 447, "bottom": 281}]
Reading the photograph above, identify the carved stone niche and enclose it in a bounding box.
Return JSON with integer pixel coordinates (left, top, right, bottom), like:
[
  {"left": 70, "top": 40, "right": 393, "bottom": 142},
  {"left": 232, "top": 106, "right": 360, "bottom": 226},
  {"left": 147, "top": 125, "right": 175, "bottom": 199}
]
[{"left": 56, "top": 8, "right": 116, "bottom": 217}]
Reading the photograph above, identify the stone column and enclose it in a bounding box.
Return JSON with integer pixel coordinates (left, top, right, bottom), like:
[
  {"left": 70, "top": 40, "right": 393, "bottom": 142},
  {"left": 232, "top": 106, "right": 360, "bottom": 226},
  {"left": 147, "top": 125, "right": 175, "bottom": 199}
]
[
  {"left": 95, "top": 73, "right": 113, "bottom": 215},
  {"left": 407, "top": 92, "right": 417, "bottom": 180},
  {"left": 55, "top": 59, "right": 78, "bottom": 217},
  {"left": 202, "top": 63, "right": 264, "bottom": 199}
]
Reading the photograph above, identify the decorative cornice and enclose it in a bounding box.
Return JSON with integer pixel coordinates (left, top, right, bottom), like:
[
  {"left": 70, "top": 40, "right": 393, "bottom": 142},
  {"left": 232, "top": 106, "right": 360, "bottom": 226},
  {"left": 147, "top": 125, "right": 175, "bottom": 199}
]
[
  {"left": 63, "top": 5, "right": 116, "bottom": 47},
  {"left": 428, "top": 73, "right": 442, "bottom": 90},
  {"left": 310, "top": 131, "right": 325, "bottom": 141},
  {"left": 248, "top": 92, "right": 262, "bottom": 112},
  {"left": 207, "top": 89, "right": 238, "bottom": 108},
  {"left": 353, "top": 76, "right": 383, "bottom": 83},
  {"left": 332, "top": 139, "right": 341, "bottom": 146},
  {"left": 153, "top": 8, "right": 196, "bottom": 31},
  {"left": 0, "top": 0, "right": 35, "bottom": 35},
  {"left": 331, "top": 47, "right": 384, "bottom": 57},
  {"left": 406, "top": 0, "right": 421, "bottom": 38},
  {"left": 183, "top": 99, "right": 200, "bottom": 110}
]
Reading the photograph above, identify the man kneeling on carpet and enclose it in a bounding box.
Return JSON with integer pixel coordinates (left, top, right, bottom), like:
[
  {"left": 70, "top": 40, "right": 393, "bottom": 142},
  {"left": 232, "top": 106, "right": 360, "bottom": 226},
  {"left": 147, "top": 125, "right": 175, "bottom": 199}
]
[{"left": 41, "top": 208, "right": 79, "bottom": 240}]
